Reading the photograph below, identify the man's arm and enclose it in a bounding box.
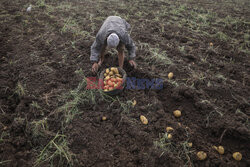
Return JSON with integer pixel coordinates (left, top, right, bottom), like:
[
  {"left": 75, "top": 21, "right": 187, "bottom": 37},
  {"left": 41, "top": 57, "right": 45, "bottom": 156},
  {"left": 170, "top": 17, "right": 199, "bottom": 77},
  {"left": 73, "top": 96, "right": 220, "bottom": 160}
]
[
  {"left": 125, "top": 35, "right": 136, "bottom": 61},
  {"left": 90, "top": 39, "right": 102, "bottom": 63}
]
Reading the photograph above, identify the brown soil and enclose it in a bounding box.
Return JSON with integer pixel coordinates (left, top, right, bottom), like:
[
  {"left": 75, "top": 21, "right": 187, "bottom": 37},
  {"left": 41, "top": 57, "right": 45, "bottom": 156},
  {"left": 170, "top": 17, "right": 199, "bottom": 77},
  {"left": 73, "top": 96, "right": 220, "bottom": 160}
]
[{"left": 0, "top": 0, "right": 249, "bottom": 167}]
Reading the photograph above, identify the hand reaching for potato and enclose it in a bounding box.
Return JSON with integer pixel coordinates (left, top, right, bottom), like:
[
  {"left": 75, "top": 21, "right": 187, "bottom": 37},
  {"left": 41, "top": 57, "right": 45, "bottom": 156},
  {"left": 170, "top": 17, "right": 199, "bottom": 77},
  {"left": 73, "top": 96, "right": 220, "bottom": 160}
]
[
  {"left": 92, "top": 63, "right": 99, "bottom": 73},
  {"left": 129, "top": 60, "right": 137, "bottom": 69}
]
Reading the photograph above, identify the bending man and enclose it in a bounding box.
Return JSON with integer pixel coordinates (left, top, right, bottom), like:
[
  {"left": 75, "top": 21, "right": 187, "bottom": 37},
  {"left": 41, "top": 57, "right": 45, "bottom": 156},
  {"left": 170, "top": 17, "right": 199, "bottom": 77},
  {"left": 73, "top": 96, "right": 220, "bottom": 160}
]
[{"left": 90, "top": 16, "right": 137, "bottom": 73}]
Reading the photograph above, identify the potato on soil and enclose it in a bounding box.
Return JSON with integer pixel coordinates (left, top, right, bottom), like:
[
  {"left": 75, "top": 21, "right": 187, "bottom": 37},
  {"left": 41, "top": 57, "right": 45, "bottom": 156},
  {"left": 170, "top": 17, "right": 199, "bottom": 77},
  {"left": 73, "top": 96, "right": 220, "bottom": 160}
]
[
  {"left": 173, "top": 110, "right": 181, "bottom": 118},
  {"left": 213, "top": 146, "right": 224, "bottom": 155},
  {"left": 140, "top": 115, "right": 148, "bottom": 125},
  {"left": 233, "top": 152, "right": 242, "bottom": 161},
  {"left": 132, "top": 100, "right": 136, "bottom": 107},
  {"left": 168, "top": 72, "right": 174, "bottom": 79},
  {"left": 197, "top": 151, "right": 207, "bottom": 160},
  {"left": 166, "top": 127, "right": 174, "bottom": 132}
]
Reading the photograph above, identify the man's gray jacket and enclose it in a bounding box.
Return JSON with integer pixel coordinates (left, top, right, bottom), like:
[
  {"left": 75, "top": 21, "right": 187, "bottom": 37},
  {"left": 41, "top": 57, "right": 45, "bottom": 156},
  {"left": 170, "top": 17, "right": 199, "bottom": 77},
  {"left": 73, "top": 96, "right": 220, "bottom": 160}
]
[{"left": 90, "top": 16, "right": 136, "bottom": 62}]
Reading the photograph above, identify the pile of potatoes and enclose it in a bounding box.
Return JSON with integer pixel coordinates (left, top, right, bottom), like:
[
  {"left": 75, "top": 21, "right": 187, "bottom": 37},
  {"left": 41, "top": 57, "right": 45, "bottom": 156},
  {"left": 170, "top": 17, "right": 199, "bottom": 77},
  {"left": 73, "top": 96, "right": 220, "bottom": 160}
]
[{"left": 103, "top": 67, "right": 123, "bottom": 92}]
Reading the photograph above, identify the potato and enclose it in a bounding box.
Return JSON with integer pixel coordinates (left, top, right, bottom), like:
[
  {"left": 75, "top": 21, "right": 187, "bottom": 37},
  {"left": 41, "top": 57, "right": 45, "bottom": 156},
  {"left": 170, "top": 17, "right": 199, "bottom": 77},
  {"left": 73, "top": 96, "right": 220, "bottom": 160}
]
[
  {"left": 109, "top": 71, "right": 114, "bottom": 76},
  {"left": 233, "top": 152, "right": 242, "bottom": 161},
  {"left": 108, "top": 80, "right": 114, "bottom": 87},
  {"left": 132, "top": 100, "right": 136, "bottom": 107},
  {"left": 110, "top": 67, "right": 118, "bottom": 73},
  {"left": 166, "top": 127, "right": 174, "bottom": 132},
  {"left": 209, "top": 42, "right": 213, "bottom": 46},
  {"left": 140, "top": 115, "right": 148, "bottom": 125},
  {"left": 213, "top": 146, "right": 224, "bottom": 155},
  {"left": 188, "top": 142, "right": 192, "bottom": 148},
  {"left": 114, "top": 68, "right": 119, "bottom": 74},
  {"left": 197, "top": 151, "right": 207, "bottom": 160},
  {"left": 117, "top": 81, "right": 122, "bottom": 87},
  {"left": 104, "top": 89, "right": 108, "bottom": 92},
  {"left": 111, "top": 78, "right": 116, "bottom": 82},
  {"left": 116, "top": 77, "right": 123, "bottom": 82},
  {"left": 102, "top": 116, "right": 107, "bottom": 121},
  {"left": 104, "top": 73, "right": 107, "bottom": 77},
  {"left": 104, "top": 76, "right": 110, "bottom": 81},
  {"left": 168, "top": 72, "right": 174, "bottom": 79},
  {"left": 116, "top": 74, "right": 122, "bottom": 78},
  {"left": 106, "top": 68, "right": 110, "bottom": 74},
  {"left": 173, "top": 110, "right": 181, "bottom": 118},
  {"left": 167, "top": 134, "right": 172, "bottom": 139}
]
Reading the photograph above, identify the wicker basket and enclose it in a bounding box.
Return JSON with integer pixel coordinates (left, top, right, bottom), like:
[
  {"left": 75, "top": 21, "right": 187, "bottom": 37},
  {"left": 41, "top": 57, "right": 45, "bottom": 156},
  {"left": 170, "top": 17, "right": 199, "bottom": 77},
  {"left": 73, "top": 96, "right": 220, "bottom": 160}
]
[{"left": 99, "top": 67, "right": 127, "bottom": 96}]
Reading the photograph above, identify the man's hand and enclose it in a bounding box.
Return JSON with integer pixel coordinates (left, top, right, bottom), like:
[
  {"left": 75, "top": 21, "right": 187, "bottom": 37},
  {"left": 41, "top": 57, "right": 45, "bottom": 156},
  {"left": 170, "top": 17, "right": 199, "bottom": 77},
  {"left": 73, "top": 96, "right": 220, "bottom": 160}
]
[
  {"left": 129, "top": 60, "right": 137, "bottom": 69},
  {"left": 92, "top": 63, "right": 99, "bottom": 73}
]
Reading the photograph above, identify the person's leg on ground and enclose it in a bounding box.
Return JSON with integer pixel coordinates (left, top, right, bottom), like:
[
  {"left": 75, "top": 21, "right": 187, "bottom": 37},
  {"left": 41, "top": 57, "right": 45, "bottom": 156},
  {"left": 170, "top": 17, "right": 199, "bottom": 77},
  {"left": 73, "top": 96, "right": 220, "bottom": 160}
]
[
  {"left": 117, "top": 43, "right": 125, "bottom": 68},
  {"left": 98, "top": 45, "right": 107, "bottom": 66}
]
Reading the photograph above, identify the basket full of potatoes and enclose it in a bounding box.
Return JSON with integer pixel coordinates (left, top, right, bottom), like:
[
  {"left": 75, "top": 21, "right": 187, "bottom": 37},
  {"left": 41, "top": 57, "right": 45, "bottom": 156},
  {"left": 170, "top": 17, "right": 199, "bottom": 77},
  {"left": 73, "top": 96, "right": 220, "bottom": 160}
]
[{"left": 99, "top": 67, "right": 127, "bottom": 95}]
